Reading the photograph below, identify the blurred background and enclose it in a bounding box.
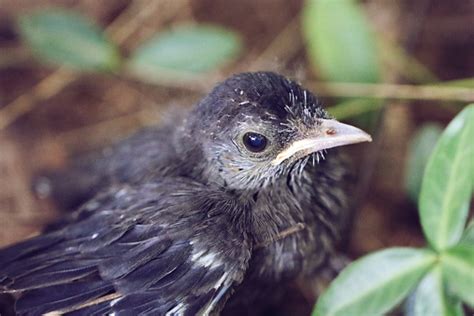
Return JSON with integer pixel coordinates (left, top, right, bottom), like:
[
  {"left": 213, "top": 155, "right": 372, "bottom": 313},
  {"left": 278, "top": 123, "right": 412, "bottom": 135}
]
[{"left": 0, "top": 0, "right": 472, "bottom": 278}]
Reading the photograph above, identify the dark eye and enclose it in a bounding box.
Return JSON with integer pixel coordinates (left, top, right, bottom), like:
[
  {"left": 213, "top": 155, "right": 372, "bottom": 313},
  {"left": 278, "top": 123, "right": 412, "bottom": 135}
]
[{"left": 243, "top": 132, "right": 268, "bottom": 152}]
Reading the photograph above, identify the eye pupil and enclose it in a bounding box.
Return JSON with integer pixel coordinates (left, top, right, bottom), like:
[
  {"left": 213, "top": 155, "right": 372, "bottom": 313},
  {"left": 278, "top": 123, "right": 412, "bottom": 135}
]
[{"left": 243, "top": 132, "right": 268, "bottom": 152}]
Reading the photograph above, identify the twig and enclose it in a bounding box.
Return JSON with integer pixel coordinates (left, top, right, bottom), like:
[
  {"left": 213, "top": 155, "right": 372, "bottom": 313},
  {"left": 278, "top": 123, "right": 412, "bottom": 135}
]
[
  {"left": 55, "top": 108, "right": 157, "bottom": 148},
  {"left": 378, "top": 37, "right": 438, "bottom": 83},
  {"left": 308, "top": 81, "right": 474, "bottom": 102},
  {"left": 0, "top": 67, "right": 76, "bottom": 130},
  {"left": 105, "top": 0, "right": 188, "bottom": 46},
  {"left": 123, "top": 75, "right": 474, "bottom": 104},
  {"left": 105, "top": 0, "right": 161, "bottom": 44},
  {"left": 55, "top": 79, "right": 167, "bottom": 145}
]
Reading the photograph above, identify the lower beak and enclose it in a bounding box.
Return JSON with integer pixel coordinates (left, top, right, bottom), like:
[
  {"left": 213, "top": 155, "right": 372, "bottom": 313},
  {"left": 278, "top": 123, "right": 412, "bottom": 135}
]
[{"left": 271, "top": 119, "right": 372, "bottom": 165}]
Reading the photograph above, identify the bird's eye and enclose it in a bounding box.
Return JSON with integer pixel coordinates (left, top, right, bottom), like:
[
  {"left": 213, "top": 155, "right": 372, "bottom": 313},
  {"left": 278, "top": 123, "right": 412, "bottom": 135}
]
[{"left": 243, "top": 132, "right": 268, "bottom": 153}]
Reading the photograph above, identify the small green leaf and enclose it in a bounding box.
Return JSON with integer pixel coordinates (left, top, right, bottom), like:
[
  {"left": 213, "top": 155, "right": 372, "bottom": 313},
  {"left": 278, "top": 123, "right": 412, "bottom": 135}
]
[
  {"left": 419, "top": 105, "right": 474, "bottom": 250},
  {"left": 313, "top": 248, "right": 436, "bottom": 316},
  {"left": 302, "top": 0, "right": 380, "bottom": 83},
  {"left": 405, "top": 124, "right": 444, "bottom": 203},
  {"left": 441, "top": 244, "right": 474, "bottom": 307},
  {"left": 18, "top": 9, "right": 120, "bottom": 71},
  {"left": 406, "top": 266, "right": 464, "bottom": 316},
  {"left": 129, "top": 25, "right": 241, "bottom": 82}
]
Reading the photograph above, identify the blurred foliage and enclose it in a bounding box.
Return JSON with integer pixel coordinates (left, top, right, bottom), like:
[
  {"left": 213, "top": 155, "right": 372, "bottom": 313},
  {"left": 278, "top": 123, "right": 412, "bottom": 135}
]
[
  {"left": 18, "top": 9, "right": 241, "bottom": 78},
  {"left": 326, "top": 98, "right": 383, "bottom": 120},
  {"left": 405, "top": 124, "right": 443, "bottom": 203},
  {"left": 302, "top": 0, "right": 380, "bottom": 83},
  {"left": 302, "top": 0, "right": 382, "bottom": 128},
  {"left": 18, "top": 9, "right": 120, "bottom": 71},
  {"left": 314, "top": 105, "right": 474, "bottom": 316},
  {"left": 128, "top": 25, "right": 241, "bottom": 83},
  {"left": 13, "top": 5, "right": 470, "bottom": 125}
]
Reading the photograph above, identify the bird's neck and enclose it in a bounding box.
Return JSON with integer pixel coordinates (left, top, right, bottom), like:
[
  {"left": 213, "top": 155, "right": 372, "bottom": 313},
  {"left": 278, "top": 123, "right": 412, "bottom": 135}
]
[
  {"left": 227, "top": 170, "right": 311, "bottom": 245},
  {"left": 240, "top": 156, "right": 350, "bottom": 248}
]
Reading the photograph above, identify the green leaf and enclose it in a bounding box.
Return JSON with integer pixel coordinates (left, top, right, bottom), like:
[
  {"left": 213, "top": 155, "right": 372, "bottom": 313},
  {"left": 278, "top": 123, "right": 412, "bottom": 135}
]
[
  {"left": 405, "top": 124, "right": 444, "bottom": 203},
  {"left": 419, "top": 105, "right": 474, "bottom": 250},
  {"left": 406, "top": 266, "right": 464, "bottom": 316},
  {"left": 302, "top": 0, "right": 380, "bottom": 83},
  {"left": 18, "top": 9, "right": 120, "bottom": 71},
  {"left": 313, "top": 248, "right": 436, "bottom": 316},
  {"left": 441, "top": 244, "right": 474, "bottom": 307},
  {"left": 128, "top": 25, "right": 241, "bottom": 82},
  {"left": 461, "top": 219, "right": 474, "bottom": 245}
]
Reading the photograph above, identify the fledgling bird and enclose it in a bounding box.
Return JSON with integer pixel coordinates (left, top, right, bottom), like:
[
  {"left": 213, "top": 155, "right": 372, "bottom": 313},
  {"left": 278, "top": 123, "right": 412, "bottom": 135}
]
[{"left": 0, "top": 72, "right": 371, "bottom": 315}]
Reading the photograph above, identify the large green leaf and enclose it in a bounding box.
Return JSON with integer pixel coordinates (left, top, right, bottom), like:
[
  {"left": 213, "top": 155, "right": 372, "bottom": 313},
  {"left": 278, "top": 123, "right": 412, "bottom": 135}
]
[
  {"left": 419, "top": 105, "right": 474, "bottom": 250},
  {"left": 461, "top": 219, "right": 474, "bottom": 245},
  {"left": 406, "top": 266, "right": 464, "bottom": 316},
  {"left": 129, "top": 25, "right": 241, "bottom": 82},
  {"left": 441, "top": 244, "right": 474, "bottom": 307},
  {"left": 18, "top": 9, "right": 120, "bottom": 71},
  {"left": 313, "top": 248, "right": 436, "bottom": 316},
  {"left": 302, "top": 0, "right": 380, "bottom": 83},
  {"left": 405, "top": 124, "right": 444, "bottom": 203}
]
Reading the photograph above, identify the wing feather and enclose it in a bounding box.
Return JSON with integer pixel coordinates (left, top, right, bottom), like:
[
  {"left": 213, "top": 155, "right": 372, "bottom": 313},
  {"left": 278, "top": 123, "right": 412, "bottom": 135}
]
[{"left": 0, "top": 180, "right": 251, "bottom": 315}]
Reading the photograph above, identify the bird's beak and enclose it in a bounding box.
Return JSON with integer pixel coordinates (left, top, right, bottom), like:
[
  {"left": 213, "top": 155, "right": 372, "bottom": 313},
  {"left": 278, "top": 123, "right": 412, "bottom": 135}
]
[{"left": 271, "top": 119, "right": 372, "bottom": 165}]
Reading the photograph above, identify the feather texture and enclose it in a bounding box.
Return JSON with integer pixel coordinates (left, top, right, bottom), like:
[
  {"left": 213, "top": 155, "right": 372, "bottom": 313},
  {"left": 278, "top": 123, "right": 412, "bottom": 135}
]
[
  {"left": 0, "top": 180, "right": 251, "bottom": 315},
  {"left": 1, "top": 72, "right": 356, "bottom": 315}
]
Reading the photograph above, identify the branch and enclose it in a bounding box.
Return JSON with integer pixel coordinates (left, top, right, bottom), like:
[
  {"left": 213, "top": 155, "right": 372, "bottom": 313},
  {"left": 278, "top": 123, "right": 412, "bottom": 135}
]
[{"left": 308, "top": 81, "right": 474, "bottom": 102}]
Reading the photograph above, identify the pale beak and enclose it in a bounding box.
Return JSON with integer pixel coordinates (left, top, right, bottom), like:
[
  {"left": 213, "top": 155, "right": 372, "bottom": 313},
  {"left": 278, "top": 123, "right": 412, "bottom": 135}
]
[{"left": 271, "top": 119, "right": 372, "bottom": 165}]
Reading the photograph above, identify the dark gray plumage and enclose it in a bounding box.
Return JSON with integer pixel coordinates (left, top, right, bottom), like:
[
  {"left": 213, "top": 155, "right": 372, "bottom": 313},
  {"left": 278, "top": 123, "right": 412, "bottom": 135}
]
[{"left": 0, "top": 72, "right": 371, "bottom": 315}]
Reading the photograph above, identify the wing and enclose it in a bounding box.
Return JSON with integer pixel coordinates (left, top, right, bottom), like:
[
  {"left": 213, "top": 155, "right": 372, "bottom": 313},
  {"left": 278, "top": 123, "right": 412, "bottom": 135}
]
[{"left": 0, "top": 179, "right": 251, "bottom": 315}]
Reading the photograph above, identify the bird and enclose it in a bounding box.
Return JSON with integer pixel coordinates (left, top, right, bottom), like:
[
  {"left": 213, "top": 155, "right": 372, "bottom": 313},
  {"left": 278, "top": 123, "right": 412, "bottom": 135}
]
[{"left": 0, "top": 71, "right": 371, "bottom": 315}]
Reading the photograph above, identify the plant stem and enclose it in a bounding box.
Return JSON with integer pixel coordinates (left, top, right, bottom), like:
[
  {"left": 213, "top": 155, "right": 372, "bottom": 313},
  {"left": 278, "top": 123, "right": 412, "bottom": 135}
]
[{"left": 308, "top": 81, "right": 474, "bottom": 102}]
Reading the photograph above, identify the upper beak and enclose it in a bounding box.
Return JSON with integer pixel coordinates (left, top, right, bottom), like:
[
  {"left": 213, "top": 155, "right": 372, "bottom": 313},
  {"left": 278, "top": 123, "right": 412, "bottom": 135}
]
[{"left": 271, "top": 119, "right": 372, "bottom": 165}]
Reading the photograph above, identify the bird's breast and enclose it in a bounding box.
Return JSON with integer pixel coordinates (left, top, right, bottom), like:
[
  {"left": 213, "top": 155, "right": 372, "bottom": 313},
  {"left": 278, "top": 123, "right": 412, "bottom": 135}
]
[
  {"left": 245, "top": 174, "right": 339, "bottom": 284},
  {"left": 249, "top": 220, "right": 331, "bottom": 283}
]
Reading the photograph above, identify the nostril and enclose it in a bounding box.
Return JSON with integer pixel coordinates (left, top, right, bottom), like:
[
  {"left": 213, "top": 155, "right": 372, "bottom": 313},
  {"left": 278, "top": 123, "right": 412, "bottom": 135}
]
[{"left": 326, "top": 128, "right": 336, "bottom": 136}]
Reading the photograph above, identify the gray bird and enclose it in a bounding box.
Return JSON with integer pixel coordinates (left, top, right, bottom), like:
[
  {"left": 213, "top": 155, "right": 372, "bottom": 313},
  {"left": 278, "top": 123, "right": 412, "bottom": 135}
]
[{"left": 0, "top": 72, "right": 371, "bottom": 315}]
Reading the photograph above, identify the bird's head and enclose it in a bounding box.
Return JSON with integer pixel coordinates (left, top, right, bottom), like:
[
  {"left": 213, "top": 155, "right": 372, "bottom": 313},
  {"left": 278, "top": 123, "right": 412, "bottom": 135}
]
[{"left": 182, "top": 72, "right": 371, "bottom": 191}]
